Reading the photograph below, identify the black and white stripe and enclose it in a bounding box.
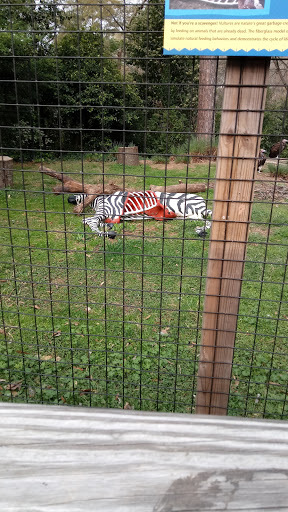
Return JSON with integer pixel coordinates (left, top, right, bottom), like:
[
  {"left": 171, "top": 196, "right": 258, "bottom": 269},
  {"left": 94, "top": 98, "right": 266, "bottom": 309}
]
[
  {"left": 68, "top": 191, "right": 212, "bottom": 238},
  {"left": 157, "top": 192, "right": 211, "bottom": 219}
]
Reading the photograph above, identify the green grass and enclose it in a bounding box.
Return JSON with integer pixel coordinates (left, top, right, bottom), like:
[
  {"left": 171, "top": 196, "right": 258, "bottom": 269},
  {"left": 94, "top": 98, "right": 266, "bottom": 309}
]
[
  {"left": 0, "top": 160, "right": 288, "bottom": 419},
  {"left": 267, "top": 162, "right": 288, "bottom": 177},
  {"left": 229, "top": 200, "right": 288, "bottom": 419}
]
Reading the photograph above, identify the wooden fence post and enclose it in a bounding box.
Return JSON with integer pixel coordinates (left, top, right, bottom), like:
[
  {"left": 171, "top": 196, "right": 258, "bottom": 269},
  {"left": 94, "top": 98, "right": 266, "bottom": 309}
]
[
  {"left": 196, "top": 57, "right": 270, "bottom": 415},
  {"left": 0, "top": 156, "right": 14, "bottom": 189}
]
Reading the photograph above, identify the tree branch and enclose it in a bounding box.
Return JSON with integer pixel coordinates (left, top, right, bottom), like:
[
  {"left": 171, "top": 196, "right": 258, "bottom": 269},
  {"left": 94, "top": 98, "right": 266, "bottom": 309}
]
[{"left": 39, "top": 164, "right": 207, "bottom": 214}]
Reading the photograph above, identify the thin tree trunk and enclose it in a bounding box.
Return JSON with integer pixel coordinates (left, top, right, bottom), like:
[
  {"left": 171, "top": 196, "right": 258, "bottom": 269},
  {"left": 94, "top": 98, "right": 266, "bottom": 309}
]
[{"left": 197, "top": 57, "right": 218, "bottom": 141}]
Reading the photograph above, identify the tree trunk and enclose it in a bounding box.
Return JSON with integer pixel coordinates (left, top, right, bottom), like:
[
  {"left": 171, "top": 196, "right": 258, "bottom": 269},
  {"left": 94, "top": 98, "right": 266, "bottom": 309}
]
[
  {"left": 196, "top": 57, "right": 218, "bottom": 141},
  {"left": 117, "top": 146, "right": 139, "bottom": 166},
  {"left": 38, "top": 165, "right": 207, "bottom": 214},
  {"left": 0, "top": 156, "right": 13, "bottom": 189}
]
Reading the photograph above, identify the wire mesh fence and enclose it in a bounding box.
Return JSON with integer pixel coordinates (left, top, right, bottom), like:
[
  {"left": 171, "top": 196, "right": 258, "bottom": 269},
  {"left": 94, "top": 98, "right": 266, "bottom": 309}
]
[{"left": 0, "top": 0, "right": 288, "bottom": 419}]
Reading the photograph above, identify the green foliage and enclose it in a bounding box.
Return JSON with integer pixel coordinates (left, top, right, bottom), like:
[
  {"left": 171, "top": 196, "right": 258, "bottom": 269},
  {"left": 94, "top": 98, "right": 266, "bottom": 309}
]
[
  {"left": 0, "top": 2, "right": 143, "bottom": 160},
  {"left": 55, "top": 32, "right": 142, "bottom": 152},
  {"left": 125, "top": 0, "right": 199, "bottom": 153},
  {"left": 186, "top": 136, "right": 217, "bottom": 156},
  {"left": 267, "top": 162, "right": 288, "bottom": 177},
  {"left": 153, "top": 138, "right": 217, "bottom": 164},
  {"left": 143, "top": 109, "right": 192, "bottom": 155},
  {"left": 262, "top": 88, "right": 288, "bottom": 151},
  {"left": 0, "top": 1, "right": 67, "bottom": 159},
  {"left": 0, "top": 0, "right": 200, "bottom": 159},
  {"left": 63, "top": 0, "right": 135, "bottom": 33}
]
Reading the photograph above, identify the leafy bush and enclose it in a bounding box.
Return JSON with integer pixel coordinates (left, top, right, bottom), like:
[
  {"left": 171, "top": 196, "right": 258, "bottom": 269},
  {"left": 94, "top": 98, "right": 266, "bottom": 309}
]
[
  {"left": 172, "top": 137, "right": 217, "bottom": 163},
  {"left": 267, "top": 162, "right": 288, "bottom": 177},
  {"left": 261, "top": 88, "right": 288, "bottom": 152}
]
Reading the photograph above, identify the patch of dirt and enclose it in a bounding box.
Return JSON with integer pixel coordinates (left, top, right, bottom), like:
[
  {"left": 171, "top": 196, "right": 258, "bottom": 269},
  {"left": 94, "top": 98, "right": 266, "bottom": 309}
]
[
  {"left": 138, "top": 160, "right": 288, "bottom": 202},
  {"left": 206, "top": 174, "right": 288, "bottom": 201},
  {"left": 49, "top": 278, "right": 67, "bottom": 288},
  {"left": 140, "top": 158, "right": 214, "bottom": 171},
  {"left": 140, "top": 159, "right": 188, "bottom": 171},
  {"left": 254, "top": 173, "right": 288, "bottom": 202},
  {"left": 249, "top": 225, "right": 268, "bottom": 237}
]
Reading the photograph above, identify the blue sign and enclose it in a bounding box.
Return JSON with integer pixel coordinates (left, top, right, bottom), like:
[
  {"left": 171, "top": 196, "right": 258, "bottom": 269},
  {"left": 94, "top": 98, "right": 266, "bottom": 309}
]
[{"left": 164, "top": 0, "right": 288, "bottom": 56}]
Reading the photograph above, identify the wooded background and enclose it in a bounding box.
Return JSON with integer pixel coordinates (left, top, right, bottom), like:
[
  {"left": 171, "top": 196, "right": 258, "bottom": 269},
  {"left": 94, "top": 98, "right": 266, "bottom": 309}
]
[{"left": 1, "top": 0, "right": 288, "bottom": 160}]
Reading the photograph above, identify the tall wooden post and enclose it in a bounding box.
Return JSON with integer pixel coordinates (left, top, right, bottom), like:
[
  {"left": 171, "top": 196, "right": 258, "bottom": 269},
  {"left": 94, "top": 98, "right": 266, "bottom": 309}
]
[{"left": 196, "top": 57, "right": 270, "bottom": 415}]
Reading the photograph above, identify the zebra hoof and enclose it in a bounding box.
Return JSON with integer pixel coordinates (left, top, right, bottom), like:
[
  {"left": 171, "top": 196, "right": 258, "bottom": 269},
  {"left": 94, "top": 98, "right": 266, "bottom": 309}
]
[
  {"left": 68, "top": 195, "right": 77, "bottom": 204},
  {"left": 107, "top": 231, "right": 117, "bottom": 239},
  {"left": 195, "top": 227, "right": 207, "bottom": 237}
]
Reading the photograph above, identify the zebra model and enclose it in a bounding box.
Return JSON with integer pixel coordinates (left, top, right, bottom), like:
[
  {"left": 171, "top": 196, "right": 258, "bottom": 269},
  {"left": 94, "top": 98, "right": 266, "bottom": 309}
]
[{"left": 68, "top": 190, "right": 212, "bottom": 238}]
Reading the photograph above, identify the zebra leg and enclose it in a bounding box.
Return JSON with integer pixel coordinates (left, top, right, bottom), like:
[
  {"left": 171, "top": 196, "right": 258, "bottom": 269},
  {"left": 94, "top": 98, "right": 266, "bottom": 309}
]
[
  {"left": 83, "top": 215, "right": 117, "bottom": 238},
  {"left": 202, "top": 209, "right": 212, "bottom": 219},
  {"left": 107, "top": 230, "right": 117, "bottom": 239},
  {"left": 195, "top": 209, "right": 212, "bottom": 237},
  {"left": 100, "top": 222, "right": 118, "bottom": 238}
]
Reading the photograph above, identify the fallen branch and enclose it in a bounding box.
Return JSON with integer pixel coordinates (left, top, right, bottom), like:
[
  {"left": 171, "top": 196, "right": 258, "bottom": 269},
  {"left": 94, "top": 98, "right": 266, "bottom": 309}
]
[
  {"left": 39, "top": 165, "right": 123, "bottom": 213},
  {"left": 39, "top": 165, "right": 207, "bottom": 214}
]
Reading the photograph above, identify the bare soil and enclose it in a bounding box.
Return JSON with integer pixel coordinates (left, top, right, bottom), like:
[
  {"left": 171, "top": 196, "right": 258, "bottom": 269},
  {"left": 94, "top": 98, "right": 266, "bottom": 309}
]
[
  {"left": 140, "top": 158, "right": 214, "bottom": 171},
  {"left": 254, "top": 173, "right": 288, "bottom": 202},
  {"left": 142, "top": 159, "right": 288, "bottom": 202}
]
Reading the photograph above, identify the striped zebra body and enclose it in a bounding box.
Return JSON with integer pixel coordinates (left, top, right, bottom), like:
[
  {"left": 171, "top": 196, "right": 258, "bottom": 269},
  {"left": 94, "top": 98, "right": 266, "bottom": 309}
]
[
  {"left": 68, "top": 191, "right": 212, "bottom": 238},
  {"left": 157, "top": 192, "right": 211, "bottom": 220}
]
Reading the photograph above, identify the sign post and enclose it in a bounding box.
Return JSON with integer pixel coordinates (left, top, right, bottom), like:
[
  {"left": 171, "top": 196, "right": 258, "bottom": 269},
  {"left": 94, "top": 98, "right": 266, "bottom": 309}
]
[
  {"left": 196, "top": 55, "right": 270, "bottom": 414},
  {"left": 163, "top": 0, "right": 286, "bottom": 415}
]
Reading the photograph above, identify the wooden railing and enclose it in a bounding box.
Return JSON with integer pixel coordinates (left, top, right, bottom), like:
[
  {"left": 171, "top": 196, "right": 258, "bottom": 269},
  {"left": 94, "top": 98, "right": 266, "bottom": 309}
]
[{"left": 1, "top": 402, "right": 287, "bottom": 511}]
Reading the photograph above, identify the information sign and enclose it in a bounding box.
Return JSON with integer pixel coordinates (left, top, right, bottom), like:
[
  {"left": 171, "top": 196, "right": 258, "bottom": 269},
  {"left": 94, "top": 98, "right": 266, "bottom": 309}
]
[{"left": 164, "top": 0, "right": 288, "bottom": 56}]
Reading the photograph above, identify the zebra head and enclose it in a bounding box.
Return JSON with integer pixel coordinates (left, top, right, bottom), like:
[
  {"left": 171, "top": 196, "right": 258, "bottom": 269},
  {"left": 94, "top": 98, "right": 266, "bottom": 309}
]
[
  {"left": 68, "top": 194, "right": 87, "bottom": 205},
  {"left": 68, "top": 194, "right": 117, "bottom": 238}
]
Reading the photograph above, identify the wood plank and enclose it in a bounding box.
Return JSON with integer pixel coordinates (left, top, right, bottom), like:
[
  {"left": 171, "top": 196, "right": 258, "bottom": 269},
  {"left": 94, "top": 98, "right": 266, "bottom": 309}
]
[
  {"left": 196, "top": 57, "right": 271, "bottom": 416},
  {"left": 0, "top": 404, "right": 288, "bottom": 511}
]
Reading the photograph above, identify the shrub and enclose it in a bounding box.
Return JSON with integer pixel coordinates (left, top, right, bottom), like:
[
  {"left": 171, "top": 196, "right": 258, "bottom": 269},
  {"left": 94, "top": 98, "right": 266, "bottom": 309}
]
[{"left": 267, "top": 162, "right": 288, "bottom": 177}]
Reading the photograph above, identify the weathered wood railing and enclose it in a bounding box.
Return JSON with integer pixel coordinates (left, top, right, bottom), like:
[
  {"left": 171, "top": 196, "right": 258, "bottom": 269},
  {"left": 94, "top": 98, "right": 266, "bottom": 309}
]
[{"left": 0, "top": 403, "right": 287, "bottom": 511}]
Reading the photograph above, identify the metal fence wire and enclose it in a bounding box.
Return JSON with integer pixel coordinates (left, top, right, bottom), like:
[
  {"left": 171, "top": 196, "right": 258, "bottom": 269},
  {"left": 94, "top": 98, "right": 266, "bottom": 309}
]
[{"left": 1, "top": 0, "right": 288, "bottom": 419}]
